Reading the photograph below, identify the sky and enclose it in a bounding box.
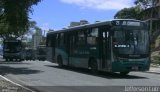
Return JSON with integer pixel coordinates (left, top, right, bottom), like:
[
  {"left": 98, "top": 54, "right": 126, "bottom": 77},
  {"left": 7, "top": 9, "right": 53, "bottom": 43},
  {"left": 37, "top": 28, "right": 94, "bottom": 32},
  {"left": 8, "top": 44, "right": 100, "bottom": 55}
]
[{"left": 29, "top": 0, "right": 135, "bottom": 31}]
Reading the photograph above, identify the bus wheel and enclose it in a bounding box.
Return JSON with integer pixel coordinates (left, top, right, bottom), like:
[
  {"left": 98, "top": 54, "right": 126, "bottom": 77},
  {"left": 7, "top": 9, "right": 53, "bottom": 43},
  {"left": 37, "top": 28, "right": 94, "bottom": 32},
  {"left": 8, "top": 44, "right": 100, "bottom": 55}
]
[
  {"left": 120, "top": 72, "right": 130, "bottom": 75},
  {"left": 57, "top": 56, "right": 63, "bottom": 67},
  {"left": 90, "top": 59, "right": 98, "bottom": 75}
]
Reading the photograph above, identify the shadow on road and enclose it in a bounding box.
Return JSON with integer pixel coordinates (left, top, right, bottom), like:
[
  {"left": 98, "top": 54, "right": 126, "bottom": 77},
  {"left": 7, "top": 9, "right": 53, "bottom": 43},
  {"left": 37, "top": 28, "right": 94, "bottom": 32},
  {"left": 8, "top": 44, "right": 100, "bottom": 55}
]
[
  {"left": 0, "top": 66, "right": 43, "bottom": 76},
  {"left": 0, "top": 62, "right": 31, "bottom": 65},
  {"left": 45, "top": 65, "right": 148, "bottom": 79}
]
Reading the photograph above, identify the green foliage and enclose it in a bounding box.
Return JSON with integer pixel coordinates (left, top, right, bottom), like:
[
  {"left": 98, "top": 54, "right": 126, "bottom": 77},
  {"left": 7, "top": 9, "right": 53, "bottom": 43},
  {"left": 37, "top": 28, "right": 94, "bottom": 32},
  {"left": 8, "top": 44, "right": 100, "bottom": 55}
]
[
  {"left": 114, "top": 7, "right": 141, "bottom": 19},
  {"left": 39, "top": 40, "right": 46, "bottom": 45},
  {"left": 0, "top": 0, "right": 41, "bottom": 39},
  {"left": 134, "top": 0, "right": 154, "bottom": 10},
  {"left": 152, "top": 56, "right": 160, "bottom": 64},
  {"left": 114, "top": 0, "right": 157, "bottom": 19},
  {"left": 27, "top": 21, "right": 39, "bottom": 35}
]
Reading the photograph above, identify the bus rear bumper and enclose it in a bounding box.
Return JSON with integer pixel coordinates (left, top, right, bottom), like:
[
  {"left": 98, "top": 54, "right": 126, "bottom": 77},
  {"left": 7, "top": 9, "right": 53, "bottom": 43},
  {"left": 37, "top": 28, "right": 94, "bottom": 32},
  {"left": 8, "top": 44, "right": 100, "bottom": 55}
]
[{"left": 112, "top": 61, "right": 150, "bottom": 72}]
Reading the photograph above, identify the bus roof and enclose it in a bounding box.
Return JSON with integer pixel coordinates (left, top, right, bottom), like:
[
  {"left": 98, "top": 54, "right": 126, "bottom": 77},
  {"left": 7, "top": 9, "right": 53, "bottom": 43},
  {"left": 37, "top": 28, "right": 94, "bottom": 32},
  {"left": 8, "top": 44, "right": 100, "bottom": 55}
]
[
  {"left": 47, "top": 20, "right": 112, "bottom": 35},
  {"left": 47, "top": 19, "right": 142, "bottom": 35}
]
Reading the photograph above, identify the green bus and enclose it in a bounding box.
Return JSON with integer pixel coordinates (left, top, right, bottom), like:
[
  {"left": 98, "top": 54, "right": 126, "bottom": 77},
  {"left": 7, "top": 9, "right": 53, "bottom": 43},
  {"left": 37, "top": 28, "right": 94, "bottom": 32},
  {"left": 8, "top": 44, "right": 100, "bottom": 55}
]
[
  {"left": 3, "top": 39, "right": 24, "bottom": 61},
  {"left": 46, "top": 19, "right": 150, "bottom": 75}
]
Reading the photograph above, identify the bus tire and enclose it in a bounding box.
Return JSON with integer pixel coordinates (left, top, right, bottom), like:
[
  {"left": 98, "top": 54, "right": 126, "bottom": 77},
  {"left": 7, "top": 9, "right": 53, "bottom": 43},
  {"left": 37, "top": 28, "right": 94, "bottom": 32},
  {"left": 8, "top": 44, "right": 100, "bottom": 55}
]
[
  {"left": 120, "top": 72, "right": 129, "bottom": 75},
  {"left": 89, "top": 59, "right": 98, "bottom": 75},
  {"left": 57, "top": 55, "right": 63, "bottom": 67}
]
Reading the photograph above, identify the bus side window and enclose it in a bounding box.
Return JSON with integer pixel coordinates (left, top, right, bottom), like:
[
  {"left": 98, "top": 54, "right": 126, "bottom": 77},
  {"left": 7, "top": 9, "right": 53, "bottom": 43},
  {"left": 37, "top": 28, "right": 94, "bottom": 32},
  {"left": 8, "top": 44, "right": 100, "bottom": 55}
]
[
  {"left": 78, "top": 30, "right": 85, "bottom": 46},
  {"left": 55, "top": 34, "right": 59, "bottom": 47},
  {"left": 47, "top": 35, "right": 54, "bottom": 47},
  {"left": 75, "top": 32, "right": 78, "bottom": 46},
  {"left": 64, "top": 34, "right": 67, "bottom": 45},
  {"left": 47, "top": 39, "right": 51, "bottom": 47},
  {"left": 87, "top": 28, "right": 98, "bottom": 45},
  {"left": 59, "top": 33, "right": 64, "bottom": 47},
  {"left": 46, "top": 36, "right": 49, "bottom": 46},
  {"left": 70, "top": 32, "right": 78, "bottom": 49}
]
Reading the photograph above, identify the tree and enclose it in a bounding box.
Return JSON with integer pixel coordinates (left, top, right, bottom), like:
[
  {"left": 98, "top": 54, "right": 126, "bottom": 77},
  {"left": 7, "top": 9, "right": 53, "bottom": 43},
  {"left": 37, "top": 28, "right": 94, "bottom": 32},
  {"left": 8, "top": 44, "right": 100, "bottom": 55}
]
[
  {"left": 114, "top": 0, "right": 157, "bottom": 19},
  {"left": 0, "top": 0, "right": 41, "bottom": 39},
  {"left": 135, "top": 0, "right": 160, "bottom": 44},
  {"left": 134, "top": 0, "right": 155, "bottom": 10},
  {"left": 115, "top": 0, "right": 160, "bottom": 47},
  {"left": 114, "top": 7, "right": 141, "bottom": 19},
  {"left": 26, "top": 21, "right": 37, "bottom": 35}
]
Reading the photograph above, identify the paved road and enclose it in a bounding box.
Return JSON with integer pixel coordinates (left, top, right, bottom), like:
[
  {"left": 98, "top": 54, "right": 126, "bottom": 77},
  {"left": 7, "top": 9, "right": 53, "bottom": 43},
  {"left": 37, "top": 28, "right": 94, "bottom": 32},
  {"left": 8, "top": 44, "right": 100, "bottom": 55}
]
[{"left": 0, "top": 60, "right": 160, "bottom": 92}]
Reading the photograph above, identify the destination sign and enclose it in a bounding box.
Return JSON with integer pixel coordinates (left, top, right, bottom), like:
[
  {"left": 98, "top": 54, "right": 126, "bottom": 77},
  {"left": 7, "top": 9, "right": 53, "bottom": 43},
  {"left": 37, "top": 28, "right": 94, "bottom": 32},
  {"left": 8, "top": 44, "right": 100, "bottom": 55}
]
[{"left": 113, "top": 20, "right": 141, "bottom": 26}]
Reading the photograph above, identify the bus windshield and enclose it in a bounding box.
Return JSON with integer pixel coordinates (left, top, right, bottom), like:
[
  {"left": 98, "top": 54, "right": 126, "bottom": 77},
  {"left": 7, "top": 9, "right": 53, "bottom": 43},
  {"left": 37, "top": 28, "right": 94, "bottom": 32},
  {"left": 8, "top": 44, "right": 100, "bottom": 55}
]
[
  {"left": 4, "top": 42, "right": 22, "bottom": 52},
  {"left": 113, "top": 27, "right": 149, "bottom": 56}
]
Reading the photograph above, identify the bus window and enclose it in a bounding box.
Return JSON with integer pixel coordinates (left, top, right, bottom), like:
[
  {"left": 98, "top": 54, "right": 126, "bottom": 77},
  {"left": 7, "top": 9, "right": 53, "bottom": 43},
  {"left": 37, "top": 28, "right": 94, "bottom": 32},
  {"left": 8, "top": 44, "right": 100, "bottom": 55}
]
[
  {"left": 91, "top": 28, "right": 98, "bottom": 37},
  {"left": 78, "top": 31, "right": 86, "bottom": 46},
  {"left": 87, "top": 28, "right": 98, "bottom": 45},
  {"left": 47, "top": 36, "right": 52, "bottom": 47},
  {"left": 59, "top": 33, "right": 64, "bottom": 47},
  {"left": 70, "top": 32, "right": 78, "bottom": 48},
  {"left": 55, "top": 34, "right": 59, "bottom": 47}
]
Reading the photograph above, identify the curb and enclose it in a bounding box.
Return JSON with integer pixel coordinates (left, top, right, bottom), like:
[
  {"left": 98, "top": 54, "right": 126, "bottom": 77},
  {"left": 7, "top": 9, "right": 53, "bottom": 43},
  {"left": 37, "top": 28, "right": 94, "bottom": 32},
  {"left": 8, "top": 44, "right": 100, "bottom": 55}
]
[
  {"left": 144, "top": 71, "right": 160, "bottom": 75},
  {"left": 0, "top": 75, "right": 35, "bottom": 92}
]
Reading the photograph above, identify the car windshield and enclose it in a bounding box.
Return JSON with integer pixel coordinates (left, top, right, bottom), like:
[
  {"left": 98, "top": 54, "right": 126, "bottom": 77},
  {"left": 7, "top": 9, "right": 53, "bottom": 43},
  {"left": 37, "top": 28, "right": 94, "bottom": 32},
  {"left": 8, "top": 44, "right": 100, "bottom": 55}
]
[{"left": 113, "top": 27, "right": 149, "bottom": 56}]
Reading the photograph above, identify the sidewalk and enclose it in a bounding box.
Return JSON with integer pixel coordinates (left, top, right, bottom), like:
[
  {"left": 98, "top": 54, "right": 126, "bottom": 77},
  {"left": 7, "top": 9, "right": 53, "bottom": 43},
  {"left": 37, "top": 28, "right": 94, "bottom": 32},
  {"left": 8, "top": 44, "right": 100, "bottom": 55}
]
[
  {"left": 145, "top": 63, "right": 160, "bottom": 74},
  {"left": 0, "top": 75, "right": 34, "bottom": 92},
  {"left": 147, "top": 67, "right": 160, "bottom": 74}
]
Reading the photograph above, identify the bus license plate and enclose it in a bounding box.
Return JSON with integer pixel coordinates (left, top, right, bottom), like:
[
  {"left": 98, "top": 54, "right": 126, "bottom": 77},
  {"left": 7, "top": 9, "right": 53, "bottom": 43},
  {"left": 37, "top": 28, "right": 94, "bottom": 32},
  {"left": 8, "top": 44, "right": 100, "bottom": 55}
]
[{"left": 132, "top": 66, "right": 138, "bottom": 70}]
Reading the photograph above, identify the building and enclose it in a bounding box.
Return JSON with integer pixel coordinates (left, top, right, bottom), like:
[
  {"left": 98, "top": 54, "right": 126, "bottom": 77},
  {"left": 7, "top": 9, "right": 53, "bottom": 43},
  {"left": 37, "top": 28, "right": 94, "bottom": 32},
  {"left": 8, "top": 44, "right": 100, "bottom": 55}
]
[
  {"left": 69, "top": 20, "right": 89, "bottom": 28},
  {"left": 32, "top": 30, "right": 42, "bottom": 49}
]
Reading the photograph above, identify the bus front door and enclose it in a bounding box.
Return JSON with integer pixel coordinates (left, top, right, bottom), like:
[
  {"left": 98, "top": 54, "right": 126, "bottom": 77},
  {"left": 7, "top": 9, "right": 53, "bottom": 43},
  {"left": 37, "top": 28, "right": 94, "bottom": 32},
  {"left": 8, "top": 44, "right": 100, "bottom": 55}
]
[{"left": 101, "top": 30, "right": 111, "bottom": 71}]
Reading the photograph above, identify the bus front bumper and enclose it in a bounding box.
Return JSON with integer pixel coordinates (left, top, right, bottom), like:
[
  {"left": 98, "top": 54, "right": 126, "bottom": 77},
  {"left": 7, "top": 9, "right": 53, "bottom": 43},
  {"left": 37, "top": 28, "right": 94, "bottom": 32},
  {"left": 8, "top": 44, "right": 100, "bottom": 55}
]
[
  {"left": 112, "top": 60, "right": 150, "bottom": 72},
  {"left": 3, "top": 53, "right": 21, "bottom": 59}
]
